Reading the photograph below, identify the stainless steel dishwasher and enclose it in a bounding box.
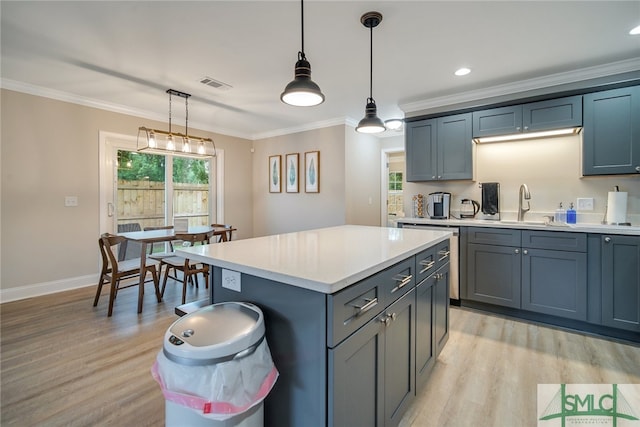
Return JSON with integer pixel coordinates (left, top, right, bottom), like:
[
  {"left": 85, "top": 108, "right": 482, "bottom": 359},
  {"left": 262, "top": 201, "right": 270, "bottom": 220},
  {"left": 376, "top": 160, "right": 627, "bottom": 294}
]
[{"left": 400, "top": 224, "right": 460, "bottom": 300}]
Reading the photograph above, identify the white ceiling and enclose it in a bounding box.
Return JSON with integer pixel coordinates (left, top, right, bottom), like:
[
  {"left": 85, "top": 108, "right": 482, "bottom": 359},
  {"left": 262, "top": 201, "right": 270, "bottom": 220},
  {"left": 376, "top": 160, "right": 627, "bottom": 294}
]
[{"left": 2, "top": 1, "right": 639, "bottom": 140}]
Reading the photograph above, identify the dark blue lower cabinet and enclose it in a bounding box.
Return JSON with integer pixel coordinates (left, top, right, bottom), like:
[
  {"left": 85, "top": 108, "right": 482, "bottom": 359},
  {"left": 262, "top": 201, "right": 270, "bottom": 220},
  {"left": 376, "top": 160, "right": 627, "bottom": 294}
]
[
  {"left": 521, "top": 248, "right": 587, "bottom": 321},
  {"left": 329, "top": 289, "right": 416, "bottom": 427},
  {"left": 433, "top": 265, "right": 450, "bottom": 358},
  {"left": 602, "top": 235, "right": 640, "bottom": 332},
  {"left": 415, "top": 275, "right": 435, "bottom": 392},
  {"left": 467, "top": 243, "right": 521, "bottom": 308}
]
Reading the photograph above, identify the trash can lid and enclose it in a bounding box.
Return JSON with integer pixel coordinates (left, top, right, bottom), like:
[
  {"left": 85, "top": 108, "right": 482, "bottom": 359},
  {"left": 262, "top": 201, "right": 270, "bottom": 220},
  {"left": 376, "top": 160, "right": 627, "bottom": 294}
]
[{"left": 163, "top": 302, "right": 265, "bottom": 365}]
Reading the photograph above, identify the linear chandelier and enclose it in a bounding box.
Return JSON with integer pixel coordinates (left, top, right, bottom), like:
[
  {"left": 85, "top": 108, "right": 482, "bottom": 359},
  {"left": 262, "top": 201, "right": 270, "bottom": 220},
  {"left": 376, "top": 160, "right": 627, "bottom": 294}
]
[{"left": 137, "top": 89, "right": 216, "bottom": 158}]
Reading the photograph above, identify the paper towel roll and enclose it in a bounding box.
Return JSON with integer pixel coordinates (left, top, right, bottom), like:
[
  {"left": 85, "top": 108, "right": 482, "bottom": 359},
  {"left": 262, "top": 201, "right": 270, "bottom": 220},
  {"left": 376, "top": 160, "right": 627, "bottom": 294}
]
[{"left": 606, "top": 191, "right": 628, "bottom": 224}]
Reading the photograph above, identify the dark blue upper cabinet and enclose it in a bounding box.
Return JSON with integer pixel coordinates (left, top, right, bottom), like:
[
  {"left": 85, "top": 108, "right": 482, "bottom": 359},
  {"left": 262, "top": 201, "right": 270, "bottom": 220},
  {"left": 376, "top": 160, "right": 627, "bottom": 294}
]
[
  {"left": 472, "top": 105, "right": 523, "bottom": 137},
  {"left": 405, "top": 118, "right": 437, "bottom": 182},
  {"left": 583, "top": 85, "right": 640, "bottom": 176},
  {"left": 472, "top": 95, "right": 583, "bottom": 138},
  {"left": 405, "top": 113, "right": 473, "bottom": 182},
  {"left": 523, "top": 96, "right": 582, "bottom": 131}
]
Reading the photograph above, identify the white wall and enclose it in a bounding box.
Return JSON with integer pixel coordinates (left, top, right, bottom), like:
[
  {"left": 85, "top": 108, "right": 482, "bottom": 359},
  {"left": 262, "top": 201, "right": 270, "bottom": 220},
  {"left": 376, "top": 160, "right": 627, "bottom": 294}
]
[
  {"left": 345, "top": 127, "right": 381, "bottom": 226},
  {"left": 252, "top": 125, "right": 347, "bottom": 237},
  {"left": 404, "top": 134, "right": 640, "bottom": 224},
  {"left": 0, "top": 89, "right": 254, "bottom": 298}
]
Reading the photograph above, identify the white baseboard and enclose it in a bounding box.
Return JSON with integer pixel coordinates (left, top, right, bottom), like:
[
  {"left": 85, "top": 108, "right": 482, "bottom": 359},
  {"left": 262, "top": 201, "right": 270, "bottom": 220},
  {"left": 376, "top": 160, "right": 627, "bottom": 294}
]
[{"left": 0, "top": 274, "right": 98, "bottom": 303}]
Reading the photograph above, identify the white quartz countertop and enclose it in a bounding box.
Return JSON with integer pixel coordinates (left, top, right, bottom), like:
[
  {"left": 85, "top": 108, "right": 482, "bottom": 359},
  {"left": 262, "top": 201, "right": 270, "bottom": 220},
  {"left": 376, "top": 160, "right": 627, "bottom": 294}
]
[
  {"left": 177, "top": 225, "right": 452, "bottom": 294},
  {"left": 395, "top": 217, "right": 640, "bottom": 236}
]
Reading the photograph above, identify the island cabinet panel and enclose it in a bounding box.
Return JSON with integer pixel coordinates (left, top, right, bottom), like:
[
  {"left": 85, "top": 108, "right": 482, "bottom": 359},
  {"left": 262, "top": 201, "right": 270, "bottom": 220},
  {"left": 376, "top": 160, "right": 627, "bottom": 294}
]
[
  {"left": 415, "top": 272, "right": 435, "bottom": 391},
  {"left": 583, "top": 85, "right": 640, "bottom": 176},
  {"left": 329, "top": 288, "right": 416, "bottom": 427},
  {"left": 433, "top": 264, "right": 450, "bottom": 356},
  {"left": 211, "top": 268, "right": 328, "bottom": 427},
  {"left": 601, "top": 235, "right": 640, "bottom": 332},
  {"left": 328, "top": 257, "right": 415, "bottom": 348}
]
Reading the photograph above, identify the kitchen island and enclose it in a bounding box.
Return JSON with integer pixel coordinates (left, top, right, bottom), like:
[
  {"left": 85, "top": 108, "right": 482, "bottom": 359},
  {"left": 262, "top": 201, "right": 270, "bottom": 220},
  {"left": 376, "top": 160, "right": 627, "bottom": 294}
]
[{"left": 179, "top": 225, "right": 452, "bottom": 427}]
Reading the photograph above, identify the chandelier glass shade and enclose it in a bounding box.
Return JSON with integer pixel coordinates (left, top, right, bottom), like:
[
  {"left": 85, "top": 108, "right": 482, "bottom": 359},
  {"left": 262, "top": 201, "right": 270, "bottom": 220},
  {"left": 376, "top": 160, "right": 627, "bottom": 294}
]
[{"left": 137, "top": 89, "right": 216, "bottom": 158}]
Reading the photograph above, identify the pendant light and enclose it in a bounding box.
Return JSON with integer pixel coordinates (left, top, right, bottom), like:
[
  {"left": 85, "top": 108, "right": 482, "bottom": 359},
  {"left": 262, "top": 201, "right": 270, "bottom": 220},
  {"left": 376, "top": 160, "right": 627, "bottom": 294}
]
[
  {"left": 281, "top": 0, "right": 325, "bottom": 107},
  {"left": 356, "top": 11, "right": 385, "bottom": 134}
]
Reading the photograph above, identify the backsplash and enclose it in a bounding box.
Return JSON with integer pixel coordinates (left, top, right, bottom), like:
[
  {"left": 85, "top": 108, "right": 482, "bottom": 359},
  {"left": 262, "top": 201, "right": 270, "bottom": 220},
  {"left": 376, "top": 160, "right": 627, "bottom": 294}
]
[{"left": 403, "top": 134, "right": 640, "bottom": 225}]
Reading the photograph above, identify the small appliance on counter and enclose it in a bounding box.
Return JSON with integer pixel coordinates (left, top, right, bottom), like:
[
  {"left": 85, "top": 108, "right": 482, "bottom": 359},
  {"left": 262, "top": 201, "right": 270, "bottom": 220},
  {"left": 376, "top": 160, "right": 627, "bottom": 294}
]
[
  {"left": 426, "top": 192, "right": 451, "bottom": 219},
  {"left": 480, "top": 182, "right": 500, "bottom": 220},
  {"left": 459, "top": 199, "right": 480, "bottom": 218}
]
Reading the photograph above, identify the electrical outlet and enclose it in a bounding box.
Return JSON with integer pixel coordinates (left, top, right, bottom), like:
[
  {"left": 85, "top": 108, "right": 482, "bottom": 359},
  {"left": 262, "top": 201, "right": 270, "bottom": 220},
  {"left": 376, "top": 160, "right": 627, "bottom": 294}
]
[
  {"left": 576, "top": 197, "right": 594, "bottom": 211},
  {"left": 221, "top": 269, "right": 241, "bottom": 292}
]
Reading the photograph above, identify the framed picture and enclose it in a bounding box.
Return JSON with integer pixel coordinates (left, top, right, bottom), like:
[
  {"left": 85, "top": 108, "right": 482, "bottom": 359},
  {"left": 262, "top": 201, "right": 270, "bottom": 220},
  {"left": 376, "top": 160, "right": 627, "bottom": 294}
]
[
  {"left": 304, "top": 151, "right": 320, "bottom": 193},
  {"left": 285, "top": 153, "right": 299, "bottom": 193},
  {"left": 269, "top": 155, "right": 281, "bottom": 193}
]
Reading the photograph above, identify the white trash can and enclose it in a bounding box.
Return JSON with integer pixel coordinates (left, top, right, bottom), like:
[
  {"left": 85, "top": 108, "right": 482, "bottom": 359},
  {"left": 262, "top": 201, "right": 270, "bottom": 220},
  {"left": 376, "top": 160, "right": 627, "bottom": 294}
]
[{"left": 152, "top": 302, "right": 278, "bottom": 427}]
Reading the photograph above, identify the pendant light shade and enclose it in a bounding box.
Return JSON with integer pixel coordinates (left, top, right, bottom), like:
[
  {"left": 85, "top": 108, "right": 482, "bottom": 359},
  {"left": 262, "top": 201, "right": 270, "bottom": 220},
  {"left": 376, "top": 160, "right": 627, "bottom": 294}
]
[
  {"left": 281, "top": 0, "right": 324, "bottom": 107},
  {"left": 356, "top": 11, "right": 384, "bottom": 134},
  {"left": 356, "top": 98, "right": 385, "bottom": 133},
  {"left": 281, "top": 52, "right": 325, "bottom": 106}
]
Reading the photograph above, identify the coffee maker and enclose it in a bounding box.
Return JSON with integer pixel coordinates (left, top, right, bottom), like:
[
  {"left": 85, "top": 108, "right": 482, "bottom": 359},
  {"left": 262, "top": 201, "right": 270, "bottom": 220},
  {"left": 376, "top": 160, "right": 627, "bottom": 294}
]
[{"left": 426, "top": 192, "right": 451, "bottom": 219}]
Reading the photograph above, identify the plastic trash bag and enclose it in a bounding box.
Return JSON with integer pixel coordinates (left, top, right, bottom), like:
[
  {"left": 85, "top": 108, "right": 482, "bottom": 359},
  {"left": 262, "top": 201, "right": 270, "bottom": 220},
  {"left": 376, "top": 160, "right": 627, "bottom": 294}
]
[{"left": 152, "top": 340, "right": 278, "bottom": 420}]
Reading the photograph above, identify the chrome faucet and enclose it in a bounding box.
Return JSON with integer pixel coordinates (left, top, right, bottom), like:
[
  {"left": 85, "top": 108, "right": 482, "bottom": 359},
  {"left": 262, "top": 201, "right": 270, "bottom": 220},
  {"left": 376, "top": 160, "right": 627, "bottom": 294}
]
[{"left": 518, "top": 184, "right": 531, "bottom": 221}]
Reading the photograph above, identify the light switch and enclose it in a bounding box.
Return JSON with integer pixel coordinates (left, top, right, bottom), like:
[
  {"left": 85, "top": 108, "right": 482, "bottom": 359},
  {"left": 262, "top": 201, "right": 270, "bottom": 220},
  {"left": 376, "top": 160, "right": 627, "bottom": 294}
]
[
  {"left": 221, "top": 269, "right": 241, "bottom": 292},
  {"left": 64, "top": 196, "right": 78, "bottom": 207}
]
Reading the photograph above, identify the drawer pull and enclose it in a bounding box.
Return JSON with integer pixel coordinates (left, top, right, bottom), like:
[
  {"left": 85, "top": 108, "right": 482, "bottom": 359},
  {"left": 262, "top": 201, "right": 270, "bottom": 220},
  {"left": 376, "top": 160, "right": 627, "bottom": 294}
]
[
  {"left": 419, "top": 260, "right": 436, "bottom": 273},
  {"left": 391, "top": 274, "right": 413, "bottom": 293},
  {"left": 351, "top": 297, "right": 378, "bottom": 317},
  {"left": 438, "top": 250, "right": 450, "bottom": 261}
]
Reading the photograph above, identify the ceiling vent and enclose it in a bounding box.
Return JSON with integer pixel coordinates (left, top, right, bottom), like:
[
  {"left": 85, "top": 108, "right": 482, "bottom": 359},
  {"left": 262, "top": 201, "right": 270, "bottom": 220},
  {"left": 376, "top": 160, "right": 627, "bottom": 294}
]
[{"left": 199, "top": 76, "right": 232, "bottom": 91}]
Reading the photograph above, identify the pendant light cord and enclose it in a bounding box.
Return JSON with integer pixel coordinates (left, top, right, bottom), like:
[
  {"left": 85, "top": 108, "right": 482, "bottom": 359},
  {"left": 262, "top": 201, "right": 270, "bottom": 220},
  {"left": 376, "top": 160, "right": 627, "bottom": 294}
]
[
  {"left": 301, "top": 0, "right": 304, "bottom": 54},
  {"left": 185, "top": 96, "right": 188, "bottom": 137},
  {"left": 168, "top": 91, "right": 172, "bottom": 134},
  {"left": 369, "top": 25, "right": 373, "bottom": 100}
]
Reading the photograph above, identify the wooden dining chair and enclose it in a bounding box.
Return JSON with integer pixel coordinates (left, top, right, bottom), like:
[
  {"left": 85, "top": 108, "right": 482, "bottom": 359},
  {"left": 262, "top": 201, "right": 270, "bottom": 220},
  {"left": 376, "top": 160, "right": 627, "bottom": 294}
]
[
  {"left": 211, "top": 223, "right": 234, "bottom": 242},
  {"left": 144, "top": 225, "right": 176, "bottom": 277},
  {"left": 94, "top": 233, "right": 161, "bottom": 316},
  {"left": 159, "top": 230, "right": 215, "bottom": 304},
  {"left": 116, "top": 222, "right": 142, "bottom": 261}
]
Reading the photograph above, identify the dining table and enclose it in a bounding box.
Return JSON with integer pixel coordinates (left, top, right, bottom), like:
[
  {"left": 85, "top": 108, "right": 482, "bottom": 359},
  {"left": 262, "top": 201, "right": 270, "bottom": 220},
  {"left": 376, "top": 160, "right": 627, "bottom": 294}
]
[{"left": 117, "top": 224, "right": 235, "bottom": 313}]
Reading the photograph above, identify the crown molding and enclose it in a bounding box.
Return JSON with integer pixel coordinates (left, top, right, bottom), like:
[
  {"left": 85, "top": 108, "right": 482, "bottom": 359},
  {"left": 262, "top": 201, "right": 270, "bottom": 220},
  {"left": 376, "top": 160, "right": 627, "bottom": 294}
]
[
  {"left": 0, "top": 79, "right": 254, "bottom": 140},
  {"left": 399, "top": 58, "right": 640, "bottom": 114},
  {"left": 251, "top": 117, "right": 351, "bottom": 140}
]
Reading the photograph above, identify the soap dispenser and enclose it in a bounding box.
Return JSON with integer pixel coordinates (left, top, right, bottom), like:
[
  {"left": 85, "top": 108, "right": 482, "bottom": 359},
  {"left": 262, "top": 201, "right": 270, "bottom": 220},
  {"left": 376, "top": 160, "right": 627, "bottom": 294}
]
[
  {"left": 554, "top": 202, "right": 566, "bottom": 224},
  {"left": 566, "top": 203, "right": 577, "bottom": 224}
]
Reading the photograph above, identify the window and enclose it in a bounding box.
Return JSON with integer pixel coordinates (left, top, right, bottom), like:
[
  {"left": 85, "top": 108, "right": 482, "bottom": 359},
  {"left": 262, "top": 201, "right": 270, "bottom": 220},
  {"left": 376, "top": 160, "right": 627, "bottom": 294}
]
[{"left": 388, "top": 171, "right": 403, "bottom": 215}]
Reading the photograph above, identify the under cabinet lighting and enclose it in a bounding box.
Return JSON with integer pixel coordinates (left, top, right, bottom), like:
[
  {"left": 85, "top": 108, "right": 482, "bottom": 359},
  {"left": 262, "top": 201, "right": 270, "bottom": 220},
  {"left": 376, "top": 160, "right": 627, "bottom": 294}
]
[
  {"left": 474, "top": 127, "right": 581, "bottom": 143},
  {"left": 630, "top": 25, "right": 640, "bottom": 35}
]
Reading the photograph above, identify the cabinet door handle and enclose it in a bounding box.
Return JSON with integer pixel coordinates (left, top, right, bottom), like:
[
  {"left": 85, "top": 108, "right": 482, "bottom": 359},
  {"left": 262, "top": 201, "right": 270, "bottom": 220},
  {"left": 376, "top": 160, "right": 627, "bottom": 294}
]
[
  {"left": 352, "top": 297, "right": 378, "bottom": 316},
  {"left": 432, "top": 175, "right": 436, "bottom": 179},
  {"left": 515, "top": 249, "right": 520, "bottom": 254},
  {"left": 523, "top": 249, "right": 528, "bottom": 255},
  {"left": 604, "top": 237, "right": 611, "bottom": 243},
  {"left": 635, "top": 166, "right": 640, "bottom": 172},
  {"left": 419, "top": 260, "right": 435, "bottom": 273},
  {"left": 516, "top": 126, "right": 521, "bottom": 131},
  {"left": 391, "top": 274, "right": 413, "bottom": 293},
  {"left": 524, "top": 126, "right": 529, "bottom": 131}
]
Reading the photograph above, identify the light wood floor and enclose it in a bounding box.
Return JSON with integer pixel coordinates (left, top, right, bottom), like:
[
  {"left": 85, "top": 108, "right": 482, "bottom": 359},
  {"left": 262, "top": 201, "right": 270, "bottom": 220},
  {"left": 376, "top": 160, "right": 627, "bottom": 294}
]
[{"left": 1, "top": 283, "right": 639, "bottom": 427}]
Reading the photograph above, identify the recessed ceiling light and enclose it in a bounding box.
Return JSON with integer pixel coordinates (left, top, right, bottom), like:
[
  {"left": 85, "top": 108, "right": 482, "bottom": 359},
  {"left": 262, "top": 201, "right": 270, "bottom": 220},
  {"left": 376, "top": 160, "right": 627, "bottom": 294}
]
[
  {"left": 630, "top": 25, "right": 640, "bottom": 35},
  {"left": 455, "top": 67, "right": 471, "bottom": 76}
]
